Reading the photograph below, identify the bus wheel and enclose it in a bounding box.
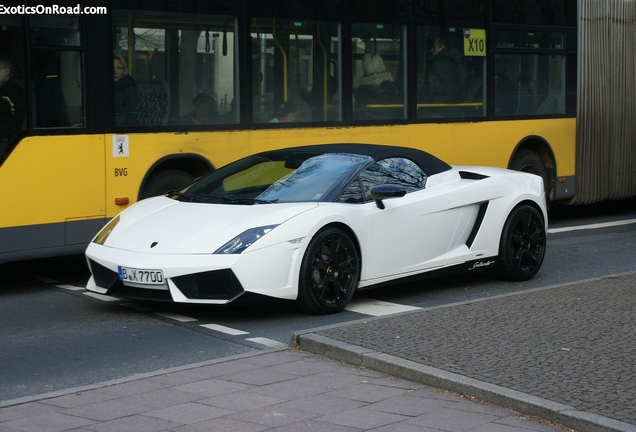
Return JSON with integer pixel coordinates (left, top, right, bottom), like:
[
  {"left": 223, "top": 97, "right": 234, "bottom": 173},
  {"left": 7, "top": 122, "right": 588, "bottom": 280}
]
[
  {"left": 141, "top": 168, "right": 194, "bottom": 199},
  {"left": 510, "top": 150, "right": 550, "bottom": 204}
]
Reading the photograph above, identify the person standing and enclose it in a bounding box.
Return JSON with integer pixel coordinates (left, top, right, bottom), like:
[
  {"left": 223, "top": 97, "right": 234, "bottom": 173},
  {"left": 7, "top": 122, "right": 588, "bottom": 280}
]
[
  {"left": 113, "top": 53, "right": 138, "bottom": 126},
  {"left": 422, "top": 37, "right": 467, "bottom": 117},
  {"left": 0, "top": 57, "right": 27, "bottom": 148}
]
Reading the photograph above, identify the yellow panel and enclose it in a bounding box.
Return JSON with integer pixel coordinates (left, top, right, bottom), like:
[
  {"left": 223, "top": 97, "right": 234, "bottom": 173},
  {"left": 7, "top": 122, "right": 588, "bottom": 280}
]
[
  {"left": 103, "top": 132, "right": 254, "bottom": 216},
  {"left": 1, "top": 117, "right": 575, "bottom": 229},
  {"left": 234, "top": 118, "right": 576, "bottom": 176},
  {"left": 1, "top": 135, "right": 106, "bottom": 227}
]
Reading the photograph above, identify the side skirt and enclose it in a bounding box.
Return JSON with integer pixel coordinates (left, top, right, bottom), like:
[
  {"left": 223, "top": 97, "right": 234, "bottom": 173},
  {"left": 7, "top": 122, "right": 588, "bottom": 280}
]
[{"left": 358, "top": 257, "right": 500, "bottom": 291}]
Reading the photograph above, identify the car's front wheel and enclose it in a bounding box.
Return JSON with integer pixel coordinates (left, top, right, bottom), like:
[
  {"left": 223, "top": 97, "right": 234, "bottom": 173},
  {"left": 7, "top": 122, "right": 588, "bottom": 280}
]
[
  {"left": 297, "top": 228, "right": 360, "bottom": 314},
  {"left": 491, "top": 204, "right": 546, "bottom": 281}
]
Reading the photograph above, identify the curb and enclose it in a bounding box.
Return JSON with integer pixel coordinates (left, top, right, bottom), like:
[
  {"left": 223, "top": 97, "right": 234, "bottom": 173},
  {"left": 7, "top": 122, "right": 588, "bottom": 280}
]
[{"left": 293, "top": 332, "right": 635, "bottom": 432}]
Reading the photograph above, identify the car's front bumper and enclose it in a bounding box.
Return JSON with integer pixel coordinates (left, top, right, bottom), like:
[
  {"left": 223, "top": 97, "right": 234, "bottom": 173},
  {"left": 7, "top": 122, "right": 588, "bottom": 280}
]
[{"left": 85, "top": 238, "right": 308, "bottom": 304}]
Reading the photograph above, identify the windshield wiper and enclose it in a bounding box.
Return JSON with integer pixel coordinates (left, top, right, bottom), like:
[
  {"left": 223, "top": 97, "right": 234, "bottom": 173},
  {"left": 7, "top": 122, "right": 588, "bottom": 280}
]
[
  {"left": 167, "top": 192, "right": 204, "bottom": 203},
  {"left": 221, "top": 195, "right": 278, "bottom": 205},
  {"left": 193, "top": 193, "right": 278, "bottom": 205}
]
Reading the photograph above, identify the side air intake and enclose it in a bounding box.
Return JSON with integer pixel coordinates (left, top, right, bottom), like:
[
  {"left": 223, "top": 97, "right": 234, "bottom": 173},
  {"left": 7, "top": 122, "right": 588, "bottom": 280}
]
[
  {"left": 466, "top": 202, "right": 489, "bottom": 248},
  {"left": 459, "top": 171, "right": 489, "bottom": 180}
]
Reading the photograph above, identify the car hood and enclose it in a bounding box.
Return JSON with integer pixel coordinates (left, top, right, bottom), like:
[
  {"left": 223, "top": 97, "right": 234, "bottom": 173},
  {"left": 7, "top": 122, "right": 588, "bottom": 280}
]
[{"left": 103, "top": 197, "right": 318, "bottom": 254}]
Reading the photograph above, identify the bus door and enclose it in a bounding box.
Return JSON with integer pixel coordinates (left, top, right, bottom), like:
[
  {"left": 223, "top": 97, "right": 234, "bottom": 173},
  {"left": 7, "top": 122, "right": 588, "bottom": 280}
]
[{"left": 0, "top": 14, "right": 106, "bottom": 258}]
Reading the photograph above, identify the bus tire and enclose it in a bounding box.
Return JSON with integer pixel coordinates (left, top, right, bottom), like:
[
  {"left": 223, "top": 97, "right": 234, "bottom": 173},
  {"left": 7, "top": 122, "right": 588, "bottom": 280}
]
[
  {"left": 510, "top": 150, "right": 550, "bottom": 205},
  {"left": 141, "top": 168, "right": 194, "bottom": 199}
]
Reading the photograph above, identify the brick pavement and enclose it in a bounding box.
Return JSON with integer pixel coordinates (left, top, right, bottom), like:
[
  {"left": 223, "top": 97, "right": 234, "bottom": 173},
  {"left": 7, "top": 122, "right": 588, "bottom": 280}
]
[
  {"left": 0, "top": 350, "right": 564, "bottom": 432},
  {"left": 300, "top": 273, "right": 636, "bottom": 432}
]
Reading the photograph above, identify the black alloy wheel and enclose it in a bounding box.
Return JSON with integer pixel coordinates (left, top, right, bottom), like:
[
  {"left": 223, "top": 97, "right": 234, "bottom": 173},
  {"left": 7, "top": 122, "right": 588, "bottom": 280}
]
[
  {"left": 492, "top": 204, "right": 546, "bottom": 281},
  {"left": 297, "top": 228, "right": 360, "bottom": 314}
]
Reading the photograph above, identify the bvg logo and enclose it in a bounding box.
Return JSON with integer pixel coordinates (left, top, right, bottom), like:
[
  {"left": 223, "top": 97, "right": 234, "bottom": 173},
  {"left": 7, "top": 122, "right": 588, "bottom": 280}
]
[{"left": 115, "top": 168, "right": 128, "bottom": 176}]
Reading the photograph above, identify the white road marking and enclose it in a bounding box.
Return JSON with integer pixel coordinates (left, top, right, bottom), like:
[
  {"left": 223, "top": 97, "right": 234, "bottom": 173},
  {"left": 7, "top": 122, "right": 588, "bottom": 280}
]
[
  {"left": 548, "top": 218, "right": 636, "bottom": 234},
  {"left": 155, "top": 312, "right": 197, "bottom": 322},
  {"left": 200, "top": 324, "right": 249, "bottom": 335},
  {"left": 246, "top": 337, "right": 287, "bottom": 348},
  {"left": 56, "top": 284, "right": 85, "bottom": 291},
  {"left": 345, "top": 297, "right": 421, "bottom": 316},
  {"left": 84, "top": 292, "right": 120, "bottom": 302}
]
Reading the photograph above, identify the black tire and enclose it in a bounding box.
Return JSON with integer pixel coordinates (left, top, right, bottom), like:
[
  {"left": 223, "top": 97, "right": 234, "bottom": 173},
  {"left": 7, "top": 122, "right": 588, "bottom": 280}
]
[
  {"left": 141, "top": 169, "right": 194, "bottom": 199},
  {"left": 491, "top": 204, "right": 546, "bottom": 281},
  {"left": 510, "top": 150, "right": 551, "bottom": 204},
  {"left": 296, "top": 228, "right": 360, "bottom": 314}
]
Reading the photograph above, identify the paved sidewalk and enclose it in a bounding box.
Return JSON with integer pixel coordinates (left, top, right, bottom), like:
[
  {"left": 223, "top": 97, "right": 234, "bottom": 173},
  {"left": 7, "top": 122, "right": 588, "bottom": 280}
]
[
  {"left": 295, "top": 273, "right": 636, "bottom": 432},
  {"left": 1, "top": 273, "right": 634, "bottom": 432},
  {"left": 0, "top": 350, "right": 562, "bottom": 432}
]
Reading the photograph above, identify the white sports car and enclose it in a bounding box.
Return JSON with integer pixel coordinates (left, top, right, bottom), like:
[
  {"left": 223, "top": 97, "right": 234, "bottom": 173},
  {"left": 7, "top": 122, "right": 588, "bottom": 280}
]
[{"left": 86, "top": 144, "right": 547, "bottom": 314}]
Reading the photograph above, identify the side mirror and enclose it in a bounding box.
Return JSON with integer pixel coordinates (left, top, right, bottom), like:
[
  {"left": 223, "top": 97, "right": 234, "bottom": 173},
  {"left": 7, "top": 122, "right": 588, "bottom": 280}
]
[{"left": 371, "top": 184, "right": 406, "bottom": 209}]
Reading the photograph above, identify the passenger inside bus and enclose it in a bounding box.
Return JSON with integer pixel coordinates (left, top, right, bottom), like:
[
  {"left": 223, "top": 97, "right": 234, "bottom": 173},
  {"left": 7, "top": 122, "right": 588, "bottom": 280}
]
[
  {"left": 268, "top": 101, "right": 298, "bottom": 123},
  {"left": 0, "top": 56, "right": 26, "bottom": 149},
  {"left": 178, "top": 93, "right": 221, "bottom": 125},
  {"left": 113, "top": 53, "right": 138, "bottom": 126},
  {"left": 420, "top": 36, "right": 467, "bottom": 117},
  {"left": 352, "top": 53, "right": 398, "bottom": 120}
]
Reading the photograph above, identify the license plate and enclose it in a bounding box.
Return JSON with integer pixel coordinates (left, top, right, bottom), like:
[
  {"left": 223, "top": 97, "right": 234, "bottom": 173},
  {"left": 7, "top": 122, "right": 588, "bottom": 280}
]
[{"left": 118, "top": 266, "right": 165, "bottom": 286}]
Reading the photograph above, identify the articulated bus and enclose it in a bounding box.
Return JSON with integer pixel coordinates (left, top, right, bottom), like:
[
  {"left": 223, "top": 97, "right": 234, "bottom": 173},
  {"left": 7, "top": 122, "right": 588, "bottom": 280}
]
[{"left": 0, "top": 0, "right": 634, "bottom": 262}]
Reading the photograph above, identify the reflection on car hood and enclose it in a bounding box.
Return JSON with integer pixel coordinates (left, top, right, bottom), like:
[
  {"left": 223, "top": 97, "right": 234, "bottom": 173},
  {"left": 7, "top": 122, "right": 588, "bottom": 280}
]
[{"left": 104, "top": 196, "right": 318, "bottom": 254}]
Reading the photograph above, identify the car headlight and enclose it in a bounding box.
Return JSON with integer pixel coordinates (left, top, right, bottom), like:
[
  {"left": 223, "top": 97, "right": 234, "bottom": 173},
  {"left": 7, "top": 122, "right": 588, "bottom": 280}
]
[
  {"left": 214, "top": 225, "right": 278, "bottom": 254},
  {"left": 93, "top": 216, "right": 120, "bottom": 245}
]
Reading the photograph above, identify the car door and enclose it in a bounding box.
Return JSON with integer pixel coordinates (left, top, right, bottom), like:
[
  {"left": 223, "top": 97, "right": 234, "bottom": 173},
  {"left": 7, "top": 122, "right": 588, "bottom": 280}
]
[{"left": 346, "top": 158, "right": 464, "bottom": 281}]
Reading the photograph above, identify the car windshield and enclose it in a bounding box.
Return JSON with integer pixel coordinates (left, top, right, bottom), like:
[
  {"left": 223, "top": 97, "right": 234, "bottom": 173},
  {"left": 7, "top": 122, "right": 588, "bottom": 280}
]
[{"left": 174, "top": 152, "right": 373, "bottom": 204}]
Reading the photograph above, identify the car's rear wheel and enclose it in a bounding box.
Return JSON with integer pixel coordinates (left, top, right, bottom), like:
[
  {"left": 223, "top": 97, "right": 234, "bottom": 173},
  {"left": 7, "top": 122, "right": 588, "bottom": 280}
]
[
  {"left": 491, "top": 204, "right": 546, "bottom": 281},
  {"left": 297, "top": 228, "right": 360, "bottom": 314}
]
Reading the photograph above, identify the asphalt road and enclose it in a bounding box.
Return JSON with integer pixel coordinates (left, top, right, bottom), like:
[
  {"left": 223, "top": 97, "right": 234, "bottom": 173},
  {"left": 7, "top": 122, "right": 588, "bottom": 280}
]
[{"left": 1, "top": 198, "right": 635, "bottom": 403}]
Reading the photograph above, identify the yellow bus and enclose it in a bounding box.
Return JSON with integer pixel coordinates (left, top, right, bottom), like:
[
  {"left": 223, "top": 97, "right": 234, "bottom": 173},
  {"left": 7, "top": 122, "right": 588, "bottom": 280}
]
[{"left": 0, "top": 0, "right": 633, "bottom": 262}]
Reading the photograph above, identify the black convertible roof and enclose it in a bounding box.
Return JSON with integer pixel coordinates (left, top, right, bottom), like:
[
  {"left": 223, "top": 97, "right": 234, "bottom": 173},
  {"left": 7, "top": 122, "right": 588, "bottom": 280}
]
[{"left": 261, "top": 143, "right": 452, "bottom": 176}]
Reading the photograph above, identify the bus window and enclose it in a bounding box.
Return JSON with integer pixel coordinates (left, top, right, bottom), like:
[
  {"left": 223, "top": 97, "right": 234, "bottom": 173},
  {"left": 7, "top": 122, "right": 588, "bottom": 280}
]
[
  {"left": 251, "top": 18, "right": 341, "bottom": 124},
  {"left": 417, "top": 27, "right": 486, "bottom": 119},
  {"left": 494, "top": 30, "right": 567, "bottom": 117},
  {"left": 0, "top": 16, "right": 26, "bottom": 158},
  {"left": 29, "top": 16, "right": 84, "bottom": 128},
  {"left": 112, "top": 10, "right": 238, "bottom": 128},
  {"left": 351, "top": 23, "right": 406, "bottom": 121},
  {"left": 491, "top": 0, "right": 573, "bottom": 26}
]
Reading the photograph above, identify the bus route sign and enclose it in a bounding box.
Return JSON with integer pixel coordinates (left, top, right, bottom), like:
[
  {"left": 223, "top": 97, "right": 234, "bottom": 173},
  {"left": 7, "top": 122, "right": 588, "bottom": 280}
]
[{"left": 464, "top": 29, "right": 486, "bottom": 57}]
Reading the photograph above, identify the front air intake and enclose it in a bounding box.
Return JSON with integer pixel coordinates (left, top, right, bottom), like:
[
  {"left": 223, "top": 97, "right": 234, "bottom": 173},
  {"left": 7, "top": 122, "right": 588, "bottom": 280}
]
[
  {"left": 89, "top": 259, "right": 119, "bottom": 290},
  {"left": 172, "top": 270, "right": 244, "bottom": 301}
]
